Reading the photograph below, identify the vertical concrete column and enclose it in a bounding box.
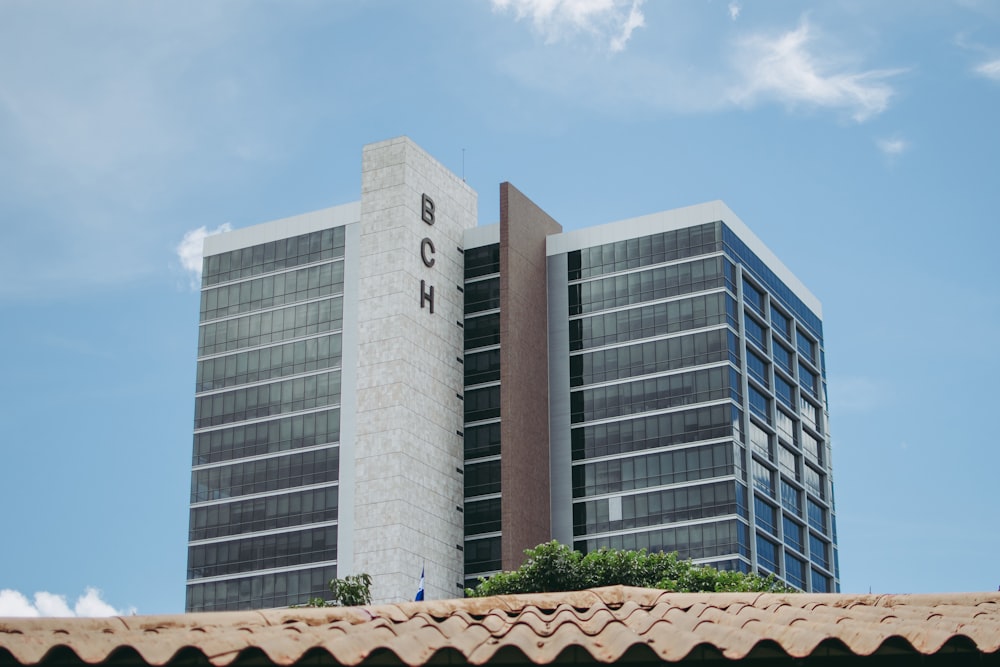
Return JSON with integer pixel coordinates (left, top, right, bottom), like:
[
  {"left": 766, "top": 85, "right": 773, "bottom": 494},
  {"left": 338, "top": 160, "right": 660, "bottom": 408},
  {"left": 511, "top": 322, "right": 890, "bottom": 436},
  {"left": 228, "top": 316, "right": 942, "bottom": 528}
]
[
  {"left": 353, "top": 137, "right": 476, "bottom": 602},
  {"left": 546, "top": 252, "right": 573, "bottom": 547},
  {"left": 498, "top": 183, "right": 562, "bottom": 568}
]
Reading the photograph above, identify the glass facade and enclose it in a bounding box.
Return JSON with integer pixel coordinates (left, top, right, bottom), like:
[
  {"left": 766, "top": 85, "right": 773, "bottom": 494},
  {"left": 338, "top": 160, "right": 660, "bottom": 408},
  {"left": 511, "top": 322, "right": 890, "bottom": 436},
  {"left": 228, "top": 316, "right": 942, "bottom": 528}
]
[
  {"left": 731, "top": 221, "right": 838, "bottom": 591},
  {"left": 185, "top": 191, "right": 838, "bottom": 607},
  {"left": 564, "top": 220, "right": 838, "bottom": 591},
  {"left": 186, "top": 226, "right": 346, "bottom": 612},
  {"left": 462, "top": 243, "right": 502, "bottom": 589}
]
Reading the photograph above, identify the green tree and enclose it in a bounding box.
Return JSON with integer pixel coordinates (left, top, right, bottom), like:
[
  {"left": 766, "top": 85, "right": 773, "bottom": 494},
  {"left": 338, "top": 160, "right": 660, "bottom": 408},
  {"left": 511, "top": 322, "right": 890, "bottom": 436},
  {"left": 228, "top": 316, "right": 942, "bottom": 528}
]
[
  {"left": 297, "top": 573, "right": 373, "bottom": 607},
  {"left": 466, "top": 541, "right": 791, "bottom": 597}
]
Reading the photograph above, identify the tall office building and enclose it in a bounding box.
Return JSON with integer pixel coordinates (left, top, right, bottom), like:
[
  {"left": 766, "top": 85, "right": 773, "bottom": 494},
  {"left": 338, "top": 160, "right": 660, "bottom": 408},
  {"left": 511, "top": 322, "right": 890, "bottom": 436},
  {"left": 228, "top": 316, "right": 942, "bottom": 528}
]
[{"left": 187, "top": 138, "right": 838, "bottom": 611}]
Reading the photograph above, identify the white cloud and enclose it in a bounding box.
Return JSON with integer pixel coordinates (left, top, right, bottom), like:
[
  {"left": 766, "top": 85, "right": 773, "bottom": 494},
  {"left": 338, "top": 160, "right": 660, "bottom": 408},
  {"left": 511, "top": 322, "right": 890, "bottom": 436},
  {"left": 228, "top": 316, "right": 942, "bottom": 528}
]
[
  {"left": 877, "top": 137, "right": 908, "bottom": 156},
  {"left": 0, "top": 588, "right": 128, "bottom": 618},
  {"left": 0, "top": 590, "right": 39, "bottom": 617},
  {"left": 33, "top": 592, "right": 74, "bottom": 617},
  {"left": 728, "top": 2, "right": 741, "bottom": 21},
  {"left": 492, "top": 0, "right": 646, "bottom": 52},
  {"left": 731, "top": 20, "right": 903, "bottom": 122},
  {"left": 73, "top": 588, "right": 122, "bottom": 617},
  {"left": 975, "top": 58, "right": 1000, "bottom": 81},
  {"left": 495, "top": 13, "right": 904, "bottom": 124},
  {"left": 176, "top": 223, "right": 233, "bottom": 289},
  {"left": 609, "top": 2, "right": 645, "bottom": 53}
]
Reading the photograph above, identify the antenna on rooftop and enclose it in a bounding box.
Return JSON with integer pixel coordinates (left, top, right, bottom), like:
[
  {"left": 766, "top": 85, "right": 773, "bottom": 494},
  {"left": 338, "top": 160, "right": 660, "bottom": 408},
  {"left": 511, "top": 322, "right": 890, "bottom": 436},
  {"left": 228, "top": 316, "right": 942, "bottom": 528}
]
[{"left": 462, "top": 148, "right": 466, "bottom": 182}]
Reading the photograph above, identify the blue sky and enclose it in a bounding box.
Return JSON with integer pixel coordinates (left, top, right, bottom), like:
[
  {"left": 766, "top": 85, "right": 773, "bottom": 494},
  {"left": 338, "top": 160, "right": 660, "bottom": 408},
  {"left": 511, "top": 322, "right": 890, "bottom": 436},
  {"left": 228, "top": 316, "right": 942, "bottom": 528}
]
[{"left": 1, "top": 0, "right": 998, "bottom": 615}]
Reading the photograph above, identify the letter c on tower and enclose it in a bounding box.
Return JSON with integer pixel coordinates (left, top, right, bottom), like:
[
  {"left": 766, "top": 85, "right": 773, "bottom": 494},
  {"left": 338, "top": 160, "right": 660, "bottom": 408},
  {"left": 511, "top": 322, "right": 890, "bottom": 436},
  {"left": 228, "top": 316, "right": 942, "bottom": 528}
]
[{"left": 421, "top": 237, "right": 436, "bottom": 267}]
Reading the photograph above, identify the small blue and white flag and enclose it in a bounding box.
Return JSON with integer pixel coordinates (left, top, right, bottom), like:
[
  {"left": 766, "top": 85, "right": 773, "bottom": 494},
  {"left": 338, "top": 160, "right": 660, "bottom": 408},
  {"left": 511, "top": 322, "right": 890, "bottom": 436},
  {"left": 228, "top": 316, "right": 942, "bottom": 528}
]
[{"left": 415, "top": 566, "right": 425, "bottom": 601}]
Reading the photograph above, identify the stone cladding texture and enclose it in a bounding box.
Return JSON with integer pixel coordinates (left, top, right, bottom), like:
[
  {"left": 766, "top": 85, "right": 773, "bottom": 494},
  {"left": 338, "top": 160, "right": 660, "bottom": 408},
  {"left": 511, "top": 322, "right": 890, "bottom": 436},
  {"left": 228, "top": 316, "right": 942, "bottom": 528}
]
[{"left": 354, "top": 137, "right": 477, "bottom": 603}]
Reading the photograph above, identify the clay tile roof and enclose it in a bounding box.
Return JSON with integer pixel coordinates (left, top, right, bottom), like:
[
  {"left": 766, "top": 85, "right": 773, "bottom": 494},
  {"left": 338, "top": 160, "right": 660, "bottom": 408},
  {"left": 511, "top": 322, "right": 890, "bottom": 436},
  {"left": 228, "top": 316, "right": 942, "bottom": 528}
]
[{"left": 1, "top": 587, "right": 999, "bottom": 666}]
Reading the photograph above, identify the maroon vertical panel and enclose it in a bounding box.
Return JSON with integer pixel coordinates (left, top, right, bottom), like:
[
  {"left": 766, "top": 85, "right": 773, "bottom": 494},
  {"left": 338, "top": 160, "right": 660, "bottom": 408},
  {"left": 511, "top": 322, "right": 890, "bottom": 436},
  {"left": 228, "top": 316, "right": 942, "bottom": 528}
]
[{"left": 499, "top": 182, "right": 562, "bottom": 570}]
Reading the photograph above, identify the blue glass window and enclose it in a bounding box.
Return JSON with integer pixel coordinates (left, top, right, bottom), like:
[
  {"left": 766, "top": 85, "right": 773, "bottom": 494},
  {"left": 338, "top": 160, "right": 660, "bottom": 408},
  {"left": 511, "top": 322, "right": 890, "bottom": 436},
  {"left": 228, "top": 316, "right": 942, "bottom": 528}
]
[
  {"left": 732, "top": 406, "right": 744, "bottom": 450},
  {"left": 730, "top": 368, "right": 742, "bottom": 404},
  {"left": 775, "top": 408, "right": 796, "bottom": 445},
  {"left": 756, "top": 534, "right": 779, "bottom": 573},
  {"left": 804, "top": 465, "right": 824, "bottom": 499},
  {"left": 810, "top": 534, "right": 829, "bottom": 570},
  {"left": 780, "top": 479, "right": 801, "bottom": 515},
  {"left": 743, "top": 277, "right": 764, "bottom": 314},
  {"left": 798, "top": 362, "right": 817, "bottom": 397},
  {"left": 785, "top": 553, "right": 806, "bottom": 589},
  {"left": 752, "top": 460, "right": 773, "bottom": 497},
  {"left": 778, "top": 445, "right": 798, "bottom": 481},
  {"left": 782, "top": 516, "right": 803, "bottom": 552},
  {"left": 773, "top": 341, "right": 793, "bottom": 374},
  {"left": 811, "top": 569, "right": 830, "bottom": 592},
  {"left": 748, "top": 386, "right": 770, "bottom": 423},
  {"left": 745, "top": 316, "right": 765, "bottom": 350},
  {"left": 728, "top": 330, "right": 741, "bottom": 366},
  {"left": 802, "top": 431, "right": 821, "bottom": 464},
  {"left": 747, "top": 350, "right": 768, "bottom": 388},
  {"left": 722, "top": 225, "right": 822, "bottom": 339},
  {"left": 754, "top": 497, "right": 776, "bottom": 534},
  {"left": 771, "top": 308, "right": 791, "bottom": 340},
  {"left": 749, "top": 421, "right": 771, "bottom": 459},
  {"left": 736, "top": 483, "right": 748, "bottom": 519},
  {"left": 807, "top": 498, "right": 826, "bottom": 532},
  {"left": 800, "top": 400, "right": 819, "bottom": 433},
  {"left": 796, "top": 329, "right": 816, "bottom": 362},
  {"left": 775, "top": 375, "right": 794, "bottom": 410}
]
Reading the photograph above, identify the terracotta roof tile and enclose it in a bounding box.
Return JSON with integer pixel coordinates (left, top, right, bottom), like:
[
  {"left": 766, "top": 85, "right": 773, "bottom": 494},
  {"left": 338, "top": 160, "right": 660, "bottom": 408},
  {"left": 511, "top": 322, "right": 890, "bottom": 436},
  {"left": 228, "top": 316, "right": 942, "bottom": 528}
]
[{"left": 2, "top": 587, "right": 999, "bottom": 665}]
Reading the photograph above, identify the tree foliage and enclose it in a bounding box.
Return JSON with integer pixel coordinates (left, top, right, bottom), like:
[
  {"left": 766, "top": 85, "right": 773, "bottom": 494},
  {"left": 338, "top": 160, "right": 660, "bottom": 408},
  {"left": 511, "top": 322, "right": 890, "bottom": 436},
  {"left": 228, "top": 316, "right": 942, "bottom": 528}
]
[
  {"left": 465, "top": 541, "right": 792, "bottom": 597},
  {"left": 329, "top": 573, "right": 374, "bottom": 606},
  {"left": 297, "top": 573, "right": 373, "bottom": 607}
]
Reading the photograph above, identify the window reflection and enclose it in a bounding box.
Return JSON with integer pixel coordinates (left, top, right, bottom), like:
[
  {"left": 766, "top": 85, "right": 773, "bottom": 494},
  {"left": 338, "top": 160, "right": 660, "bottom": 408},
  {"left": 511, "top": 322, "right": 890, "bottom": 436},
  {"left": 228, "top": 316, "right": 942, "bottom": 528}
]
[{"left": 203, "top": 227, "right": 345, "bottom": 286}]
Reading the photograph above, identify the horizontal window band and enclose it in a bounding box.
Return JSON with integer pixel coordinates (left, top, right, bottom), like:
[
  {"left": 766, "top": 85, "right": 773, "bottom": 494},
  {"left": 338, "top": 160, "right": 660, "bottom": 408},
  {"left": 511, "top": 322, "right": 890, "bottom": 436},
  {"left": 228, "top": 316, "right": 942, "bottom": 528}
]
[
  {"left": 186, "top": 559, "right": 338, "bottom": 586},
  {"left": 189, "top": 482, "right": 339, "bottom": 509},
  {"left": 188, "top": 520, "right": 339, "bottom": 547}
]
